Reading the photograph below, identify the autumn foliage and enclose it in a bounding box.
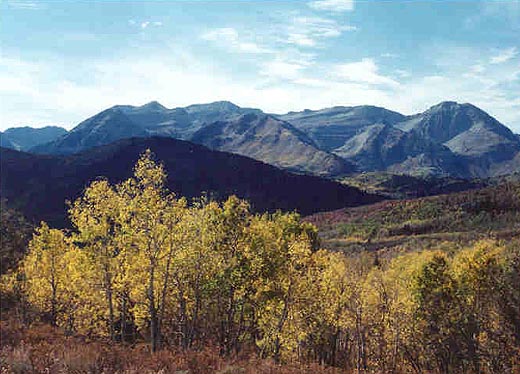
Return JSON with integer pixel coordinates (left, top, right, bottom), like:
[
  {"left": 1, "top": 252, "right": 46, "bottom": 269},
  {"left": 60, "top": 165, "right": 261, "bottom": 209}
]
[{"left": 2, "top": 150, "right": 520, "bottom": 374}]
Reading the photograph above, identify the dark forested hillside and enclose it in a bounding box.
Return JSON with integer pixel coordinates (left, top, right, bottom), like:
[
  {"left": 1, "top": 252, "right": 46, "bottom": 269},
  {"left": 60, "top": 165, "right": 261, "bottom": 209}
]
[{"left": 0, "top": 137, "right": 381, "bottom": 227}]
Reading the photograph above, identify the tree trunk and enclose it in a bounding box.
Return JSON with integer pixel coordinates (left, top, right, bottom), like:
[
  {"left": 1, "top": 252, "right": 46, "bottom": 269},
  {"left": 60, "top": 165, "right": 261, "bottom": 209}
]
[
  {"left": 105, "top": 270, "right": 115, "bottom": 341},
  {"left": 274, "top": 283, "right": 292, "bottom": 363},
  {"left": 148, "top": 265, "right": 160, "bottom": 352},
  {"left": 120, "top": 293, "right": 127, "bottom": 343}
]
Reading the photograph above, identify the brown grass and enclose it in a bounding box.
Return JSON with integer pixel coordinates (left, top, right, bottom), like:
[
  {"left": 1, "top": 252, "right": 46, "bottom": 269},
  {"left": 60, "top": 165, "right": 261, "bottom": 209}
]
[{"left": 0, "top": 318, "right": 348, "bottom": 374}]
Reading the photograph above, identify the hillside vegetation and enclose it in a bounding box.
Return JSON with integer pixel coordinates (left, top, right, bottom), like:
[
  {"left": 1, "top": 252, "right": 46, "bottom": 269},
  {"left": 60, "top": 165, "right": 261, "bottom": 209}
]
[
  {"left": 306, "top": 182, "right": 520, "bottom": 254},
  {"left": 2, "top": 150, "right": 520, "bottom": 374},
  {"left": 1, "top": 138, "right": 379, "bottom": 227}
]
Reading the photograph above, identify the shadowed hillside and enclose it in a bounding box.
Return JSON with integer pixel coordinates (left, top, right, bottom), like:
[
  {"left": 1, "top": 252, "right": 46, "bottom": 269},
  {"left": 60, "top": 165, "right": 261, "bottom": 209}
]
[{"left": 1, "top": 137, "right": 382, "bottom": 227}]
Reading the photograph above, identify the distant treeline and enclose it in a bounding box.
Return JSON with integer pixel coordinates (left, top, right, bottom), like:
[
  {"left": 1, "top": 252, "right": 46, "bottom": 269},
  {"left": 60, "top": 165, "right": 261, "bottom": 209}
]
[{"left": 3, "top": 150, "right": 519, "bottom": 374}]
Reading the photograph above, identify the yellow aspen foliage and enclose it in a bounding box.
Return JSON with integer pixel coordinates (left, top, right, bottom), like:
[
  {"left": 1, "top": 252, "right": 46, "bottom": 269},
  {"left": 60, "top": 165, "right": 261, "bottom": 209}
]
[
  {"left": 20, "top": 222, "right": 70, "bottom": 326},
  {"left": 11, "top": 150, "right": 520, "bottom": 374}
]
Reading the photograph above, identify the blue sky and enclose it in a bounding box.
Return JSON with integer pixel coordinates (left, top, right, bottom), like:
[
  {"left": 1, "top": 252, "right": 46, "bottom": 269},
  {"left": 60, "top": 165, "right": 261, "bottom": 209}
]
[{"left": 1, "top": 0, "right": 519, "bottom": 131}]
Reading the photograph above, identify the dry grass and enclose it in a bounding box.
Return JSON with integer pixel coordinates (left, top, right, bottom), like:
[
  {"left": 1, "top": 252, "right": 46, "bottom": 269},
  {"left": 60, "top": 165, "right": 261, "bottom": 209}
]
[{"left": 0, "top": 318, "right": 348, "bottom": 374}]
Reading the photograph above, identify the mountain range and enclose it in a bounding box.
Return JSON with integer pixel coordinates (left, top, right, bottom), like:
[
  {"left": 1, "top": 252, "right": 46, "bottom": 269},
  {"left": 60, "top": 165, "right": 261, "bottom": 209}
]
[
  {"left": 0, "top": 126, "right": 67, "bottom": 151},
  {"left": 3, "top": 100, "right": 520, "bottom": 179}
]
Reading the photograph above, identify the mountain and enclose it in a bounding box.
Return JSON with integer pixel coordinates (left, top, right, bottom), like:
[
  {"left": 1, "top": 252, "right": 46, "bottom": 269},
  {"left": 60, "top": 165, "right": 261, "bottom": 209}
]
[
  {"left": 0, "top": 132, "right": 16, "bottom": 149},
  {"left": 396, "top": 102, "right": 520, "bottom": 178},
  {"left": 1, "top": 137, "right": 382, "bottom": 227},
  {"left": 191, "top": 113, "right": 353, "bottom": 177},
  {"left": 31, "top": 101, "right": 261, "bottom": 153},
  {"left": 279, "top": 101, "right": 520, "bottom": 178},
  {"left": 31, "top": 102, "right": 349, "bottom": 177},
  {"left": 19, "top": 100, "right": 520, "bottom": 179},
  {"left": 0, "top": 126, "right": 67, "bottom": 151},
  {"left": 31, "top": 108, "right": 147, "bottom": 155},
  {"left": 334, "top": 123, "right": 466, "bottom": 177},
  {"left": 277, "top": 105, "right": 406, "bottom": 151},
  {"left": 115, "top": 100, "right": 262, "bottom": 140},
  {"left": 397, "top": 102, "right": 516, "bottom": 145}
]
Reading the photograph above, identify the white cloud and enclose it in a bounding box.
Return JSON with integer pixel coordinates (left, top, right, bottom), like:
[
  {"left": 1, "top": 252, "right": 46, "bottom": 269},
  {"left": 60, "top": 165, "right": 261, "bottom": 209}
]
[
  {"left": 490, "top": 47, "right": 518, "bottom": 64},
  {"left": 201, "top": 28, "right": 271, "bottom": 54},
  {"left": 471, "top": 64, "right": 485, "bottom": 73},
  {"left": 308, "top": 0, "right": 354, "bottom": 12},
  {"left": 2, "top": 42, "right": 519, "bottom": 133},
  {"left": 261, "top": 61, "right": 306, "bottom": 80},
  {"left": 287, "top": 33, "right": 317, "bottom": 47},
  {"left": 465, "top": 1, "right": 520, "bottom": 32},
  {"left": 394, "top": 69, "right": 411, "bottom": 78},
  {"left": 7, "top": 0, "right": 43, "bottom": 10},
  {"left": 286, "top": 16, "right": 356, "bottom": 47},
  {"left": 128, "top": 19, "right": 162, "bottom": 30},
  {"left": 388, "top": 47, "right": 520, "bottom": 130},
  {"left": 333, "top": 58, "right": 400, "bottom": 87},
  {"left": 203, "top": 15, "right": 355, "bottom": 54}
]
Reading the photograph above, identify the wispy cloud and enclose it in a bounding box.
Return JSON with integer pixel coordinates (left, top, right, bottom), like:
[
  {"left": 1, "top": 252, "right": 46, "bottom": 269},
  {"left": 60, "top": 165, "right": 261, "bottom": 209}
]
[
  {"left": 7, "top": 0, "right": 43, "bottom": 10},
  {"left": 381, "top": 52, "right": 399, "bottom": 58},
  {"left": 128, "top": 19, "right": 163, "bottom": 30},
  {"left": 490, "top": 47, "right": 518, "bottom": 64},
  {"left": 2, "top": 25, "right": 520, "bottom": 132},
  {"left": 333, "top": 58, "right": 400, "bottom": 87},
  {"left": 261, "top": 61, "right": 307, "bottom": 80},
  {"left": 308, "top": 0, "right": 354, "bottom": 12},
  {"left": 286, "top": 16, "right": 356, "bottom": 47},
  {"left": 465, "top": 0, "right": 520, "bottom": 31},
  {"left": 201, "top": 28, "right": 271, "bottom": 54}
]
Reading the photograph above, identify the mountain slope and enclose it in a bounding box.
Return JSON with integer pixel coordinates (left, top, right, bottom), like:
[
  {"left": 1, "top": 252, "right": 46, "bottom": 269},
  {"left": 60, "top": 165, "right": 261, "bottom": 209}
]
[
  {"left": 0, "top": 132, "right": 16, "bottom": 149},
  {"left": 1, "top": 126, "right": 67, "bottom": 151},
  {"left": 334, "top": 123, "right": 466, "bottom": 177},
  {"left": 398, "top": 102, "right": 520, "bottom": 156},
  {"left": 1, "top": 137, "right": 382, "bottom": 227},
  {"left": 31, "top": 108, "right": 147, "bottom": 154},
  {"left": 14, "top": 100, "right": 520, "bottom": 179},
  {"left": 30, "top": 100, "right": 263, "bottom": 154},
  {"left": 116, "top": 100, "right": 262, "bottom": 140},
  {"left": 278, "top": 101, "right": 520, "bottom": 178},
  {"left": 395, "top": 102, "right": 520, "bottom": 177},
  {"left": 190, "top": 113, "right": 354, "bottom": 177},
  {"left": 278, "top": 105, "right": 406, "bottom": 151},
  {"left": 306, "top": 182, "right": 520, "bottom": 253}
]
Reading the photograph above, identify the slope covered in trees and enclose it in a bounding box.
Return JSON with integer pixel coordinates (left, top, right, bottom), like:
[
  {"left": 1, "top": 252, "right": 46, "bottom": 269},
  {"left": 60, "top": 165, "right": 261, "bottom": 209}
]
[
  {"left": 0, "top": 137, "right": 381, "bottom": 227},
  {"left": 2, "top": 151, "right": 519, "bottom": 374}
]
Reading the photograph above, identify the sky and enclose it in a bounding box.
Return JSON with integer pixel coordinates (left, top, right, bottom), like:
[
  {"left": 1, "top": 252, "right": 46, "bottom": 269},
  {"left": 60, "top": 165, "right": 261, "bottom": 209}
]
[{"left": 1, "top": 0, "right": 519, "bottom": 131}]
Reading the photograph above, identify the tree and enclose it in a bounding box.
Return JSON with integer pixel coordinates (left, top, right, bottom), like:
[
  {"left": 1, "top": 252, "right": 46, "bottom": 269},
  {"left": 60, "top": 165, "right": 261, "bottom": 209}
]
[
  {"left": 69, "top": 179, "right": 122, "bottom": 340},
  {"left": 118, "top": 149, "right": 184, "bottom": 352},
  {"left": 21, "top": 222, "right": 70, "bottom": 326}
]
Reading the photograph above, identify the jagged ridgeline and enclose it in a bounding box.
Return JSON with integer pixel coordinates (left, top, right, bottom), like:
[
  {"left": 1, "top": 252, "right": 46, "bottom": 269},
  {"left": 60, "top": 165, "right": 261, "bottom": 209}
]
[{"left": 4, "top": 100, "right": 518, "bottom": 179}]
